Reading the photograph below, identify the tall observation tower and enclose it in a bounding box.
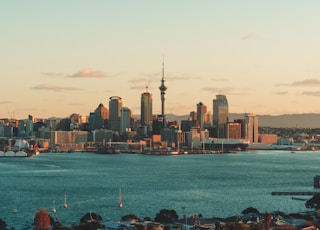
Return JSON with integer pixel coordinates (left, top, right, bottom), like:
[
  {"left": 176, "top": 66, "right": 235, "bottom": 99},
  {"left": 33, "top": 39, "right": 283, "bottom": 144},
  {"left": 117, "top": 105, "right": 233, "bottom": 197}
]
[{"left": 159, "top": 59, "right": 167, "bottom": 127}]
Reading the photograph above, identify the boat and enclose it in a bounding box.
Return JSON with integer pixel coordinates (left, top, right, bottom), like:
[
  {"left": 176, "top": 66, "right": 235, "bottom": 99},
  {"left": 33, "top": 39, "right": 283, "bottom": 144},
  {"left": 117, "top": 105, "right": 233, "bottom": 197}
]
[
  {"left": 63, "top": 193, "right": 68, "bottom": 208},
  {"left": 118, "top": 188, "right": 123, "bottom": 208},
  {"left": 52, "top": 200, "right": 56, "bottom": 213}
]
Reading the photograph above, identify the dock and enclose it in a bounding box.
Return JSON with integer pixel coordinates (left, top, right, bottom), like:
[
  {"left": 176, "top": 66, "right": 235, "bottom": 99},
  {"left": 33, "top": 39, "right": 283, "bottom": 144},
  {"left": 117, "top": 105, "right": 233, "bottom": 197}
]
[{"left": 272, "top": 192, "right": 319, "bottom": 196}]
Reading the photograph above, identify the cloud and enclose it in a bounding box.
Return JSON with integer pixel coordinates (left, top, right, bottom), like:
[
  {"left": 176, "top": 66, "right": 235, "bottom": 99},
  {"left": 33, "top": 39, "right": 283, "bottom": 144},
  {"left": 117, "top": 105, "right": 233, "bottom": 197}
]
[
  {"left": 31, "top": 84, "right": 81, "bottom": 92},
  {"left": 42, "top": 72, "right": 64, "bottom": 77},
  {"left": 291, "top": 78, "right": 320, "bottom": 86},
  {"left": 69, "top": 68, "right": 107, "bottom": 78},
  {"left": 211, "top": 77, "right": 229, "bottom": 82},
  {"left": 128, "top": 77, "right": 152, "bottom": 83},
  {"left": 130, "top": 73, "right": 201, "bottom": 83},
  {"left": 241, "top": 33, "right": 260, "bottom": 41},
  {"left": 168, "top": 73, "right": 201, "bottom": 81},
  {"left": 202, "top": 87, "right": 251, "bottom": 95},
  {"left": 0, "top": 100, "right": 15, "bottom": 104},
  {"left": 274, "top": 91, "right": 288, "bottom": 95},
  {"left": 302, "top": 91, "right": 320, "bottom": 96}
]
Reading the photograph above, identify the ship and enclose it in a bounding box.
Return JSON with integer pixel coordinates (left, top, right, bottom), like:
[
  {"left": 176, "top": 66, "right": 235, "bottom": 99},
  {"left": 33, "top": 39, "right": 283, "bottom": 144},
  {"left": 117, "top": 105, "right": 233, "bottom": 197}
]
[
  {"left": 203, "top": 138, "right": 249, "bottom": 152},
  {"left": 95, "top": 146, "right": 120, "bottom": 154}
]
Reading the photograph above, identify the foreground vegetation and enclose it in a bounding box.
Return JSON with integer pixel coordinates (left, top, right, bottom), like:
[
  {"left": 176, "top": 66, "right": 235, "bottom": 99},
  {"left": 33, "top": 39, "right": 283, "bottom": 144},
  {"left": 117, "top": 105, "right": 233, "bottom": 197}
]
[{"left": 2, "top": 194, "right": 320, "bottom": 230}]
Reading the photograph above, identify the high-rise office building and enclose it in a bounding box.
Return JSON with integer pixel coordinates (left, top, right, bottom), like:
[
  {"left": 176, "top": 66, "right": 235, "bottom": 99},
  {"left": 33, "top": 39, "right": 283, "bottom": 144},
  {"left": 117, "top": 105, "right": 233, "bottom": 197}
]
[
  {"left": 109, "top": 96, "right": 122, "bottom": 132},
  {"left": 212, "top": 94, "right": 229, "bottom": 138},
  {"left": 197, "top": 102, "right": 207, "bottom": 130},
  {"left": 141, "top": 88, "right": 152, "bottom": 127},
  {"left": 88, "top": 103, "right": 109, "bottom": 131},
  {"left": 120, "top": 107, "right": 131, "bottom": 134},
  {"left": 245, "top": 113, "right": 259, "bottom": 143}
]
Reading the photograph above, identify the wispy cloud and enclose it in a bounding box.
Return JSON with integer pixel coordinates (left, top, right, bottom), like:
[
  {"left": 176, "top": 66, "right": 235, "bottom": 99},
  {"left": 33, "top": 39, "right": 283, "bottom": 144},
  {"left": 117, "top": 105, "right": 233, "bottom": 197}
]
[
  {"left": 276, "top": 78, "right": 320, "bottom": 87},
  {"left": 130, "top": 73, "right": 201, "bottom": 83},
  {"left": 42, "top": 72, "right": 64, "bottom": 77},
  {"left": 31, "top": 84, "right": 81, "bottom": 92},
  {"left": 291, "top": 78, "right": 320, "bottom": 86},
  {"left": 167, "top": 73, "right": 201, "bottom": 81},
  {"left": 202, "top": 87, "right": 251, "bottom": 95},
  {"left": 128, "top": 77, "right": 153, "bottom": 84},
  {"left": 211, "top": 77, "right": 229, "bottom": 82},
  {"left": 274, "top": 91, "right": 288, "bottom": 95},
  {"left": 69, "top": 68, "right": 107, "bottom": 78},
  {"left": 241, "top": 33, "right": 261, "bottom": 41},
  {"left": 0, "top": 100, "right": 15, "bottom": 104},
  {"left": 302, "top": 91, "right": 320, "bottom": 96},
  {"left": 129, "top": 85, "right": 151, "bottom": 91}
]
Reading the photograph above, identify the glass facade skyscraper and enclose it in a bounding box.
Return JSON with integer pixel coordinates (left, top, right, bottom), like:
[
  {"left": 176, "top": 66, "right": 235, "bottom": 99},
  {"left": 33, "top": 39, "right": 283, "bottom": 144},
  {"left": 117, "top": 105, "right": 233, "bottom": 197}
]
[
  {"left": 109, "top": 96, "right": 122, "bottom": 132},
  {"left": 141, "top": 91, "right": 152, "bottom": 127},
  {"left": 212, "top": 94, "right": 229, "bottom": 138}
]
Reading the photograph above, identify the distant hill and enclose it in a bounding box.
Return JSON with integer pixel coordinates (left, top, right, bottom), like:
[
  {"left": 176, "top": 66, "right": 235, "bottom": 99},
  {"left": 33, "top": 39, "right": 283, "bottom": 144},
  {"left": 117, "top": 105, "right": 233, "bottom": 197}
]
[{"left": 162, "top": 113, "right": 320, "bottom": 128}]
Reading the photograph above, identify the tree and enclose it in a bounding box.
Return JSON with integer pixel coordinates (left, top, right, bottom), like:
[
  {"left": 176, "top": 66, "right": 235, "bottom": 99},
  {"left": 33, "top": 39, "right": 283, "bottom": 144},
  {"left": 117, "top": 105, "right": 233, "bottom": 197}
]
[
  {"left": 154, "top": 209, "right": 178, "bottom": 224},
  {"left": 305, "top": 193, "right": 320, "bottom": 210},
  {"left": 241, "top": 207, "right": 259, "bottom": 215},
  {"left": 80, "top": 212, "right": 102, "bottom": 224},
  {"left": 34, "top": 209, "right": 51, "bottom": 230},
  {"left": 0, "top": 218, "right": 7, "bottom": 230},
  {"left": 121, "top": 214, "right": 140, "bottom": 222}
]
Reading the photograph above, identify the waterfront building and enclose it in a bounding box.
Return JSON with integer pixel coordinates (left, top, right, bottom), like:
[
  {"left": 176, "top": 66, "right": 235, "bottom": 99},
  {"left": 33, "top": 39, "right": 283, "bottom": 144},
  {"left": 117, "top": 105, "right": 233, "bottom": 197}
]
[
  {"left": 45, "top": 119, "right": 57, "bottom": 131},
  {"left": 120, "top": 107, "right": 132, "bottom": 134},
  {"left": 26, "top": 118, "right": 34, "bottom": 137},
  {"left": 92, "top": 129, "right": 113, "bottom": 143},
  {"left": 141, "top": 89, "right": 152, "bottom": 128},
  {"left": 234, "top": 119, "right": 246, "bottom": 139},
  {"left": 226, "top": 122, "right": 242, "bottom": 139},
  {"left": 212, "top": 94, "right": 229, "bottom": 138},
  {"left": 259, "top": 134, "right": 278, "bottom": 144},
  {"left": 245, "top": 113, "right": 259, "bottom": 144},
  {"left": 17, "top": 120, "right": 25, "bottom": 136},
  {"left": 109, "top": 96, "right": 122, "bottom": 132},
  {"left": 48, "top": 131, "right": 88, "bottom": 151},
  {"left": 186, "top": 127, "right": 201, "bottom": 149}
]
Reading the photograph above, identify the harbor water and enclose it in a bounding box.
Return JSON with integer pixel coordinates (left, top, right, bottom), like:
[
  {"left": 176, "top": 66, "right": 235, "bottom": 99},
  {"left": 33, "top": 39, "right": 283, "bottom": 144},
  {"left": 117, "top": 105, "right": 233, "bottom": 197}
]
[{"left": 1, "top": 150, "right": 320, "bottom": 229}]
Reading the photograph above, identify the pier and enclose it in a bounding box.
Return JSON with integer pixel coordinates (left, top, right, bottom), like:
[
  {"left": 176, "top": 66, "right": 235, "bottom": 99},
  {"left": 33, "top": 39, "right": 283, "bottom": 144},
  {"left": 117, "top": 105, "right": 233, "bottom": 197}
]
[{"left": 272, "top": 192, "right": 319, "bottom": 196}]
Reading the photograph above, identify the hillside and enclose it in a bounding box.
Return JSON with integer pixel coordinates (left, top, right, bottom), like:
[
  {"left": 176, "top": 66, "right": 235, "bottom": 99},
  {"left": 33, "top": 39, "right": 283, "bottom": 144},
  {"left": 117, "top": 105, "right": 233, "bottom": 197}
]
[{"left": 163, "top": 113, "right": 320, "bottom": 128}]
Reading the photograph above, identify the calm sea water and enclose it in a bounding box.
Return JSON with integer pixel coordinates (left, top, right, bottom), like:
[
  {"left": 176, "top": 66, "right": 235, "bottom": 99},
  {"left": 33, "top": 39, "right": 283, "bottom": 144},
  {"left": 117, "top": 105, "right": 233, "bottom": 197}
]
[{"left": 1, "top": 150, "right": 320, "bottom": 229}]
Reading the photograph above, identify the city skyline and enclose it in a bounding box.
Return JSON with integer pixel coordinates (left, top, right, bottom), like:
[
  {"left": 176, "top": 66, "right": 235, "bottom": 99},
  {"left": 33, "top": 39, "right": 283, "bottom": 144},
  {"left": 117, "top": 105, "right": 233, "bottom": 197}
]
[{"left": 2, "top": 1, "right": 320, "bottom": 119}]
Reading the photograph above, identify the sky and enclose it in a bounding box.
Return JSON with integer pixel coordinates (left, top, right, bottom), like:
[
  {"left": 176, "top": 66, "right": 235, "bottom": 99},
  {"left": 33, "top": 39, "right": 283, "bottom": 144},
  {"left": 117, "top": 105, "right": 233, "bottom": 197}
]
[{"left": 1, "top": 1, "right": 320, "bottom": 119}]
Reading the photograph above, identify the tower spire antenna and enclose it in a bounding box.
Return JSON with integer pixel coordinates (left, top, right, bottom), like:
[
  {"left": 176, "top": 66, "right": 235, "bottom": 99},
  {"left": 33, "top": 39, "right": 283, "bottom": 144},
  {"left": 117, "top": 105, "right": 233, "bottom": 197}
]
[
  {"left": 159, "top": 57, "right": 167, "bottom": 128},
  {"left": 162, "top": 56, "right": 164, "bottom": 80}
]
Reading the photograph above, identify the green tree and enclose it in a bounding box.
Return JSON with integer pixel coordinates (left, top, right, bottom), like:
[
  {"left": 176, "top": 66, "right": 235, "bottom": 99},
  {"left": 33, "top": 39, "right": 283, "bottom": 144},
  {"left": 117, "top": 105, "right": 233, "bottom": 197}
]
[
  {"left": 121, "top": 214, "right": 140, "bottom": 222},
  {"left": 154, "top": 209, "right": 178, "bottom": 224},
  {"left": 305, "top": 193, "right": 320, "bottom": 210},
  {"left": 0, "top": 218, "right": 7, "bottom": 230},
  {"left": 241, "top": 207, "right": 259, "bottom": 215}
]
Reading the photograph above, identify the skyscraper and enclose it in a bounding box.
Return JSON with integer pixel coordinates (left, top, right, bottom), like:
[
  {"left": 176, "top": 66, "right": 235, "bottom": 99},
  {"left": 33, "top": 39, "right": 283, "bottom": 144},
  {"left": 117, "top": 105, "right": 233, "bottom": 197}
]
[
  {"left": 109, "top": 96, "right": 122, "bottom": 132},
  {"left": 212, "top": 94, "right": 229, "bottom": 138},
  {"left": 88, "top": 103, "right": 109, "bottom": 131},
  {"left": 245, "top": 113, "right": 259, "bottom": 144},
  {"left": 141, "top": 87, "right": 152, "bottom": 127},
  {"left": 159, "top": 59, "right": 167, "bottom": 127},
  {"left": 120, "top": 107, "right": 131, "bottom": 134},
  {"left": 197, "top": 102, "right": 207, "bottom": 130}
]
